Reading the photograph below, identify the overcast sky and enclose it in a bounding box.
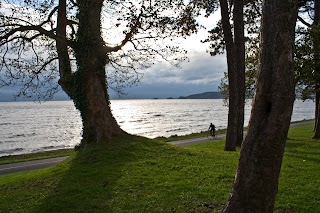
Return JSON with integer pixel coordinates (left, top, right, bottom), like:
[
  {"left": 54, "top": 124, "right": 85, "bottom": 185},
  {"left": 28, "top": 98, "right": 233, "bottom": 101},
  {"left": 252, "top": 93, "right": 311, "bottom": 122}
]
[
  {"left": 111, "top": 43, "right": 227, "bottom": 99},
  {"left": 0, "top": 33, "right": 227, "bottom": 101},
  {"left": 0, "top": 8, "right": 225, "bottom": 101},
  {"left": 110, "top": 12, "right": 226, "bottom": 99}
]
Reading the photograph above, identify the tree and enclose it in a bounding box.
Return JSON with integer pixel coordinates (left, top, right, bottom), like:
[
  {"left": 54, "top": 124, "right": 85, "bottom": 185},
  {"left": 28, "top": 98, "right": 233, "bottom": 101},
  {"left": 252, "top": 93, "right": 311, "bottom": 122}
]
[
  {"left": 218, "top": 0, "right": 320, "bottom": 141},
  {"left": 219, "top": 0, "right": 245, "bottom": 151},
  {"left": 222, "top": 0, "right": 298, "bottom": 211},
  {"left": 218, "top": 52, "right": 258, "bottom": 103},
  {"left": 0, "top": 0, "right": 197, "bottom": 146},
  {"left": 295, "top": 0, "right": 320, "bottom": 138},
  {"left": 202, "top": 0, "right": 262, "bottom": 151}
]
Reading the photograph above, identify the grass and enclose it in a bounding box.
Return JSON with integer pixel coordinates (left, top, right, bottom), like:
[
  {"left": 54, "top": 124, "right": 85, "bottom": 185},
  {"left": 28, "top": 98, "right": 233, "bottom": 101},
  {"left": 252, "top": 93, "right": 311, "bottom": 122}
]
[
  {"left": 0, "top": 123, "right": 319, "bottom": 212},
  {"left": 276, "top": 124, "right": 320, "bottom": 213}
]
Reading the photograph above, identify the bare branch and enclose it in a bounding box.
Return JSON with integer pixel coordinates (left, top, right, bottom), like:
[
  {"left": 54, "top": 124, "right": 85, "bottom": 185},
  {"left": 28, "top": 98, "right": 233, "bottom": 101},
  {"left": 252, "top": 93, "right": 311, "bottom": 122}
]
[
  {"left": 35, "top": 57, "right": 59, "bottom": 75},
  {"left": 105, "top": 13, "right": 142, "bottom": 53},
  {"left": 298, "top": 15, "right": 312, "bottom": 27},
  {"left": 0, "top": 24, "right": 75, "bottom": 48}
]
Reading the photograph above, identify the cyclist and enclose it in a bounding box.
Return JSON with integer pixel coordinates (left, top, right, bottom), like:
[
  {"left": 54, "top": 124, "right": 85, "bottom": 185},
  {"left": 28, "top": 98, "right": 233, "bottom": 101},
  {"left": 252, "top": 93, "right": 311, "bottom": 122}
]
[{"left": 208, "top": 123, "right": 216, "bottom": 137}]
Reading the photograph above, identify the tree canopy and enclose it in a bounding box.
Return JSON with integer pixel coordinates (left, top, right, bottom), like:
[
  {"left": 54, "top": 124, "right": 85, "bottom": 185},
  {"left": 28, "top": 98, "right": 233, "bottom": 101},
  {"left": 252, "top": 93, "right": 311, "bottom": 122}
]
[
  {"left": 0, "top": 0, "right": 198, "bottom": 99},
  {"left": 0, "top": 0, "right": 202, "bottom": 143}
]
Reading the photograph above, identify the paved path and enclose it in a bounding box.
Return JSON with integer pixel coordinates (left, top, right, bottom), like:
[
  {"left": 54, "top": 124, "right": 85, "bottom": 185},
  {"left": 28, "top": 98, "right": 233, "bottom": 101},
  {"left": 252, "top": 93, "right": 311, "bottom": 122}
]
[
  {"left": 0, "top": 120, "right": 314, "bottom": 175},
  {"left": 290, "top": 120, "right": 313, "bottom": 127},
  {"left": 169, "top": 120, "right": 314, "bottom": 146},
  {"left": 0, "top": 156, "right": 68, "bottom": 175},
  {"left": 169, "top": 134, "right": 224, "bottom": 146}
]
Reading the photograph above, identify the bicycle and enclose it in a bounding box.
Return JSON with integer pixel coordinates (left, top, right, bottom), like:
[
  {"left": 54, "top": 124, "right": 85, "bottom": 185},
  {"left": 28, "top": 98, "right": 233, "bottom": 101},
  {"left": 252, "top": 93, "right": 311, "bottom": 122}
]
[{"left": 207, "top": 129, "right": 215, "bottom": 140}]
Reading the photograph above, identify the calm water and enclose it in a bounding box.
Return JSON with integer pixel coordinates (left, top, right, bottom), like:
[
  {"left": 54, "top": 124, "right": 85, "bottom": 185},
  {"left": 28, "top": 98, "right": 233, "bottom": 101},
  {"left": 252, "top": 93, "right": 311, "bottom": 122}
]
[{"left": 0, "top": 99, "right": 315, "bottom": 156}]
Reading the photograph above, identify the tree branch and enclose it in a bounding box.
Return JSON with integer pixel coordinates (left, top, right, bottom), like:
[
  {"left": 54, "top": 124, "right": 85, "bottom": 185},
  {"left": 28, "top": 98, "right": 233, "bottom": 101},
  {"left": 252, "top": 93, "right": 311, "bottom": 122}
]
[
  {"left": 0, "top": 25, "right": 75, "bottom": 48},
  {"left": 35, "top": 57, "right": 59, "bottom": 75},
  {"left": 105, "top": 12, "right": 142, "bottom": 53},
  {"left": 298, "top": 15, "right": 312, "bottom": 27},
  {"left": 252, "top": 2, "right": 262, "bottom": 17}
]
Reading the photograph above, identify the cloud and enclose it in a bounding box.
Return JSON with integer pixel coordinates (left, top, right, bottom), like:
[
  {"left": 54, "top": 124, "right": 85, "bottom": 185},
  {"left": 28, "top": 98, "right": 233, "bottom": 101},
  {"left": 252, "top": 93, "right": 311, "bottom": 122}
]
[
  {"left": 133, "top": 16, "right": 228, "bottom": 92},
  {"left": 110, "top": 50, "right": 227, "bottom": 99},
  {"left": 110, "top": 80, "right": 219, "bottom": 99},
  {"left": 136, "top": 50, "right": 227, "bottom": 86},
  {"left": 0, "top": 6, "right": 226, "bottom": 101},
  {"left": 1, "top": 47, "right": 227, "bottom": 101},
  {"left": 108, "top": 31, "right": 228, "bottom": 99}
]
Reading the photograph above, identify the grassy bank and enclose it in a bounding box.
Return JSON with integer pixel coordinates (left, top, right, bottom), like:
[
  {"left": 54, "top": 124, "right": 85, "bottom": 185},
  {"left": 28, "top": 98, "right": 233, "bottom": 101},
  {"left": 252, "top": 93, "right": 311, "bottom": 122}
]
[
  {"left": 0, "top": 119, "right": 313, "bottom": 165},
  {"left": 0, "top": 124, "right": 319, "bottom": 212}
]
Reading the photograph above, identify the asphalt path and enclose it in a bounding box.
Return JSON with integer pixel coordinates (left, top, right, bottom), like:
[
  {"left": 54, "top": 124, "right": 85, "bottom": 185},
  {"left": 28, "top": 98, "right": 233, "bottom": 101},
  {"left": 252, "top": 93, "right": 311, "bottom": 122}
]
[
  {"left": 0, "top": 156, "right": 68, "bottom": 175},
  {"left": 169, "top": 120, "right": 314, "bottom": 146},
  {"left": 168, "top": 133, "right": 224, "bottom": 146},
  {"left": 0, "top": 120, "right": 314, "bottom": 175}
]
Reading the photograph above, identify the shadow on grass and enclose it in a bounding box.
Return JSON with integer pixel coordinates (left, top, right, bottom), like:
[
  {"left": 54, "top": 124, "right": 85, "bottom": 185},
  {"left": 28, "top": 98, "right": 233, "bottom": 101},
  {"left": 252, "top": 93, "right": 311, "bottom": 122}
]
[
  {"left": 285, "top": 152, "right": 320, "bottom": 164},
  {"left": 31, "top": 136, "right": 154, "bottom": 212},
  {"left": 28, "top": 135, "right": 235, "bottom": 212}
]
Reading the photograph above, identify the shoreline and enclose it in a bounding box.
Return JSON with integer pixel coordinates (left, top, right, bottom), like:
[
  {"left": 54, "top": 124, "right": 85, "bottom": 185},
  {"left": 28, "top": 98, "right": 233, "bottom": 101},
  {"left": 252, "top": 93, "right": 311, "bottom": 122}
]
[
  {"left": 1, "top": 100, "right": 314, "bottom": 157},
  {"left": 0, "top": 119, "right": 314, "bottom": 164}
]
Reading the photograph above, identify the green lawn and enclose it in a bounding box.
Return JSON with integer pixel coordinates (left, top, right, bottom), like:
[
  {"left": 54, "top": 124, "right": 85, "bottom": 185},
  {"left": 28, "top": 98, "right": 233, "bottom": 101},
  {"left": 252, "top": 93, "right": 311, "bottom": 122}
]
[{"left": 0, "top": 124, "right": 319, "bottom": 212}]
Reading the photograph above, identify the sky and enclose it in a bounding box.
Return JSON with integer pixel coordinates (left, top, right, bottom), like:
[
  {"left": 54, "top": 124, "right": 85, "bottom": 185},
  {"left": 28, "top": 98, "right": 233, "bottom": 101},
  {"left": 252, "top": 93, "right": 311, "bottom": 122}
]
[
  {"left": 109, "top": 11, "right": 226, "bottom": 99},
  {"left": 109, "top": 30, "right": 227, "bottom": 99},
  {"left": 0, "top": 5, "right": 225, "bottom": 101}
]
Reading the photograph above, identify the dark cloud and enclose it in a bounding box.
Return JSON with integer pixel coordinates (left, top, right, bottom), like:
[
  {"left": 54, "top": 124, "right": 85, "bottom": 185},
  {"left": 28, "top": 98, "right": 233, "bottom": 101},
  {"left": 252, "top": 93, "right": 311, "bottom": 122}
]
[
  {"left": 0, "top": 26, "right": 227, "bottom": 101},
  {"left": 0, "top": 86, "right": 69, "bottom": 102},
  {"left": 0, "top": 50, "right": 226, "bottom": 101}
]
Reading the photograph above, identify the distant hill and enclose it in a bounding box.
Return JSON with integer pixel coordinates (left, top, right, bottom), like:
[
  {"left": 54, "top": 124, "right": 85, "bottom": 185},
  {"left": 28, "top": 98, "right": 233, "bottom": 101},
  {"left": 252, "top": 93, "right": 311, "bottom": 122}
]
[{"left": 178, "top": 92, "right": 223, "bottom": 99}]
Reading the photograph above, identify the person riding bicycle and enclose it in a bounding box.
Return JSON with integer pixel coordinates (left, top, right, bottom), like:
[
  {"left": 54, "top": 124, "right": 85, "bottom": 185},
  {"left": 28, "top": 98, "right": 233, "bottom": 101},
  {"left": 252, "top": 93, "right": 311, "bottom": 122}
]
[{"left": 209, "top": 123, "right": 216, "bottom": 137}]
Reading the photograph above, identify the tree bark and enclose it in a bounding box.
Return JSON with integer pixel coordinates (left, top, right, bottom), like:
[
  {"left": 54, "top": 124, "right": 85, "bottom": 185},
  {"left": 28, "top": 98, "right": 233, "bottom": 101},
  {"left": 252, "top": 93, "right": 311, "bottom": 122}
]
[
  {"left": 219, "top": 0, "right": 245, "bottom": 151},
  {"left": 313, "top": 93, "right": 320, "bottom": 138},
  {"left": 57, "top": 0, "right": 73, "bottom": 94},
  {"left": 223, "top": 0, "right": 298, "bottom": 212},
  {"left": 234, "top": 0, "right": 245, "bottom": 147},
  {"left": 313, "top": 0, "right": 320, "bottom": 139},
  {"left": 314, "top": 89, "right": 319, "bottom": 131},
  {"left": 62, "top": 0, "right": 125, "bottom": 145}
]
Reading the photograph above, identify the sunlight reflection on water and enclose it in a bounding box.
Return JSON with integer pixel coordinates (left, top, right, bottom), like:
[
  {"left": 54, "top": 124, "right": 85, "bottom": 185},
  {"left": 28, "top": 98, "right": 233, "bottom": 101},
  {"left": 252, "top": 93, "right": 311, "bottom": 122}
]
[{"left": 0, "top": 99, "right": 315, "bottom": 156}]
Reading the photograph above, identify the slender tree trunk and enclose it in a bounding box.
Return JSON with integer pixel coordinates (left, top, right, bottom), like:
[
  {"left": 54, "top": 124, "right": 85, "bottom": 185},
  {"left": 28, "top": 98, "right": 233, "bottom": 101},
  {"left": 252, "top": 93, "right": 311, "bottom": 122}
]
[
  {"left": 219, "top": 0, "right": 245, "bottom": 151},
  {"left": 223, "top": 0, "right": 298, "bottom": 212},
  {"left": 220, "top": 0, "right": 237, "bottom": 151},
  {"left": 234, "top": 0, "right": 245, "bottom": 147},
  {"left": 65, "top": 0, "right": 125, "bottom": 145},
  {"left": 313, "top": 0, "right": 320, "bottom": 139},
  {"left": 314, "top": 89, "right": 319, "bottom": 131},
  {"left": 313, "top": 93, "right": 320, "bottom": 138}
]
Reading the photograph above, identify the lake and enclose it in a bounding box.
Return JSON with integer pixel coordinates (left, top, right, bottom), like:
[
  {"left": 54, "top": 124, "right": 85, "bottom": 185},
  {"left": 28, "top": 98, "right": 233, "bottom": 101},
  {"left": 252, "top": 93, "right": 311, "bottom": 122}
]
[{"left": 0, "top": 99, "right": 315, "bottom": 157}]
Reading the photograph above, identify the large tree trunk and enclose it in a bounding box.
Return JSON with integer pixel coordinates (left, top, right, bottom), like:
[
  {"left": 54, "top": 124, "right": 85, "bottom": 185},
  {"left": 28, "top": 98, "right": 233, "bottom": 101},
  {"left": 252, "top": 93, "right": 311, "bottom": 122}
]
[
  {"left": 60, "top": 0, "right": 125, "bottom": 145},
  {"left": 220, "top": 0, "right": 245, "bottom": 151},
  {"left": 223, "top": 0, "right": 298, "bottom": 212}
]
